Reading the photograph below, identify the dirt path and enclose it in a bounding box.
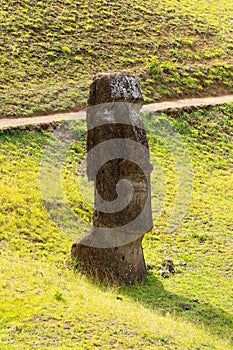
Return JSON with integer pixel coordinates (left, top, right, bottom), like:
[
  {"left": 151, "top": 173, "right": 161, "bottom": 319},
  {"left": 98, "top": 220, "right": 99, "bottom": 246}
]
[{"left": 1, "top": 94, "right": 233, "bottom": 129}]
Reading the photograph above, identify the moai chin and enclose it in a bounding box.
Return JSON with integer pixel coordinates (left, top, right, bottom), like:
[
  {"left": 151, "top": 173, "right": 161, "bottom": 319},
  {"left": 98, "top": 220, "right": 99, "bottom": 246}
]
[{"left": 71, "top": 73, "right": 153, "bottom": 285}]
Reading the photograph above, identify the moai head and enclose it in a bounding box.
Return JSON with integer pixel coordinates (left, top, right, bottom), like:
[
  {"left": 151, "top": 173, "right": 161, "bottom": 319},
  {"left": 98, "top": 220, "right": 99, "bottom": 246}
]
[{"left": 88, "top": 72, "right": 144, "bottom": 105}]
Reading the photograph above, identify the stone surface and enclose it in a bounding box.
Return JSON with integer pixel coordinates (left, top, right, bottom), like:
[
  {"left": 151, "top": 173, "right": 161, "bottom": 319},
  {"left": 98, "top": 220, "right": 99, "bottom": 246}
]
[
  {"left": 71, "top": 73, "right": 153, "bottom": 285},
  {"left": 72, "top": 237, "right": 146, "bottom": 285},
  {"left": 88, "top": 72, "right": 144, "bottom": 105}
]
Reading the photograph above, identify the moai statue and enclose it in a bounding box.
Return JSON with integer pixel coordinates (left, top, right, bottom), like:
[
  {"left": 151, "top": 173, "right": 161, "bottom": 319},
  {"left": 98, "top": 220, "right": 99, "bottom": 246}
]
[{"left": 71, "top": 73, "right": 153, "bottom": 285}]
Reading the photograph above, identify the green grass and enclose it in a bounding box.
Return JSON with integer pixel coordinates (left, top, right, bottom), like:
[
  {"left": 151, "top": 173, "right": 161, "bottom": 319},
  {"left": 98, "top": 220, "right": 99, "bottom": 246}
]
[
  {"left": 0, "top": 103, "right": 233, "bottom": 349},
  {"left": 1, "top": 0, "right": 233, "bottom": 117}
]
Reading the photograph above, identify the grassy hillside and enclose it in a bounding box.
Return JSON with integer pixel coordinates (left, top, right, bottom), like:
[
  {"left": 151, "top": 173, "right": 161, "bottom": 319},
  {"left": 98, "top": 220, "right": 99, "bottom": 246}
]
[
  {"left": 1, "top": 0, "right": 233, "bottom": 117},
  {"left": 0, "top": 103, "right": 232, "bottom": 349}
]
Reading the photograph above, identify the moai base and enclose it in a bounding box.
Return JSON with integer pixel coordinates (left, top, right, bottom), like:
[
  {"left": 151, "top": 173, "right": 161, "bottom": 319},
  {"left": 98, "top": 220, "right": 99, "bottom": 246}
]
[{"left": 71, "top": 73, "right": 153, "bottom": 286}]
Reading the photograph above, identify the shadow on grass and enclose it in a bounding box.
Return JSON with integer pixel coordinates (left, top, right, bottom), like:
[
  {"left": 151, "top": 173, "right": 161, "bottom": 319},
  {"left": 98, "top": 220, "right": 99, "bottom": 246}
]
[{"left": 120, "top": 272, "right": 233, "bottom": 342}]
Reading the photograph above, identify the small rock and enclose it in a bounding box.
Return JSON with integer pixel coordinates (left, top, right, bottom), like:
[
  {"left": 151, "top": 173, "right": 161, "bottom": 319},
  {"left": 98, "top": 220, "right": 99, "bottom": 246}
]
[
  {"left": 168, "top": 294, "right": 175, "bottom": 298},
  {"left": 162, "top": 259, "right": 175, "bottom": 274},
  {"left": 192, "top": 299, "right": 200, "bottom": 304},
  {"left": 11, "top": 325, "right": 22, "bottom": 332},
  {"left": 181, "top": 303, "right": 191, "bottom": 310}
]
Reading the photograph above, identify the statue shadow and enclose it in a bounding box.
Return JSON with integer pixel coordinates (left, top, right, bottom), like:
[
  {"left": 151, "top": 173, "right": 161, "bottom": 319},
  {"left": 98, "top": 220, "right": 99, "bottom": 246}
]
[{"left": 120, "top": 271, "right": 233, "bottom": 341}]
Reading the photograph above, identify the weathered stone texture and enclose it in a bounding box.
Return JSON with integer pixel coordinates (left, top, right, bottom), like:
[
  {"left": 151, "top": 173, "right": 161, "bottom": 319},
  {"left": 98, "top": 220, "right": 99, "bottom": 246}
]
[{"left": 72, "top": 73, "right": 153, "bottom": 285}]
